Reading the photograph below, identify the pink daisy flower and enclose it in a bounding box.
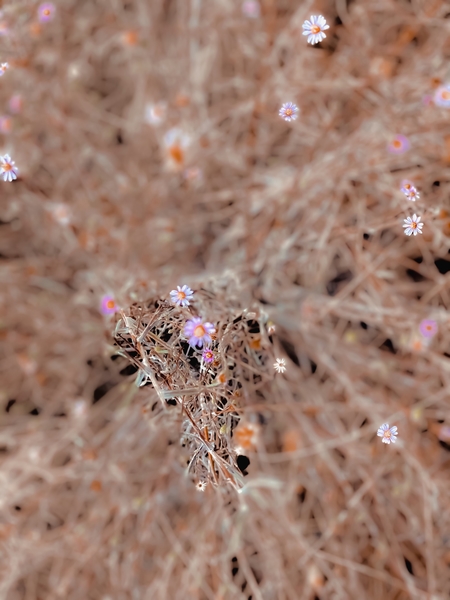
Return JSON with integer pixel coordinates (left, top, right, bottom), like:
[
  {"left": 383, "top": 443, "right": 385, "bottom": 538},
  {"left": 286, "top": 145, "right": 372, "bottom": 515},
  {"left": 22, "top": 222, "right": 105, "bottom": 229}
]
[
  {"left": 388, "top": 134, "right": 410, "bottom": 154},
  {"left": 377, "top": 423, "right": 398, "bottom": 444},
  {"left": 279, "top": 102, "right": 299, "bottom": 122},
  {"left": 403, "top": 214, "right": 423, "bottom": 236},
  {"left": 38, "top": 2, "right": 55, "bottom": 23},
  {"left": 170, "top": 284, "right": 194, "bottom": 307},
  {"left": 302, "top": 15, "right": 329, "bottom": 45},
  {"left": 400, "top": 180, "right": 419, "bottom": 201},
  {"left": 101, "top": 295, "right": 119, "bottom": 315},
  {"left": 434, "top": 85, "right": 450, "bottom": 108},
  {"left": 9, "top": 95, "right": 23, "bottom": 114},
  {"left": 184, "top": 317, "right": 215, "bottom": 348},
  {"left": 400, "top": 183, "right": 419, "bottom": 202},
  {"left": 183, "top": 166, "right": 203, "bottom": 185},
  {"left": 419, "top": 319, "right": 438, "bottom": 339},
  {"left": 242, "top": 0, "right": 261, "bottom": 18},
  {"left": 400, "top": 180, "right": 414, "bottom": 194},
  {"left": 202, "top": 348, "right": 214, "bottom": 363},
  {"left": 0, "top": 154, "right": 18, "bottom": 182}
]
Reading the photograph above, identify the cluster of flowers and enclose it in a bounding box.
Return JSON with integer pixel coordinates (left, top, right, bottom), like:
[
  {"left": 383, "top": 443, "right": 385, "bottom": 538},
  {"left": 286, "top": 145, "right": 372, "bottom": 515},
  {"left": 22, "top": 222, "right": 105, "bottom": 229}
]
[{"left": 170, "top": 285, "right": 216, "bottom": 363}]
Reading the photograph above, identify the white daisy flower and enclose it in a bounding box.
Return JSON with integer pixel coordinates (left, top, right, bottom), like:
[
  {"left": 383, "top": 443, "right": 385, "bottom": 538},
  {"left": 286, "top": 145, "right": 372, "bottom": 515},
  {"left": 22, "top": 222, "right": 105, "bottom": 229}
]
[
  {"left": 279, "top": 102, "right": 299, "bottom": 122},
  {"left": 403, "top": 214, "right": 423, "bottom": 236},
  {"left": 0, "top": 153, "right": 18, "bottom": 182},
  {"left": 48, "top": 203, "right": 72, "bottom": 225},
  {"left": 196, "top": 480, "right": 207, "bottom": 492},
  {"left": 170, "top": 284, "right": 194, "bottom": 307},
  {"left": 144, "top": 102, "right": 167, "bottom": 125},
  {"left": 163, "top": 128, "right": 191, "bottom": 171},
  {"left": 302, "top": 15, "right": 329, "bottom": 45},
  {"left": 0, "top": 61, "right": 9, "bottom": 76},
  {"left": 274, "top": 358, "right": 286, "bottom": 373},
  {"left": 377, "top": 423, "right": 398, "bottom": 444},
  {"left": 404, "top": 188, "right": 420, "bottom": 202}
]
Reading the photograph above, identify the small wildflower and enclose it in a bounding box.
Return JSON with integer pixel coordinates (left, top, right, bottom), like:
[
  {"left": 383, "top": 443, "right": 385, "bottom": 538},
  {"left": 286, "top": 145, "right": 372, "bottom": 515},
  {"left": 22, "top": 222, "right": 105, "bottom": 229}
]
[
  {"left": 202, "top": 348, "right": 214, "bottom": 363},
  {"left": 101, "top": 295, "right": 119, "bottom": 315},
  {"left": 0, "top": 62, "right": 9, "bottom": 76},
  {"left": 388, "top": 134, "right": 410, "bottom": 154},
  {"left": 274, "top": 358, "right": 286, "bottom": 373},
  {"left": 405, "top": 188, "right": 420, "bottom": 202},
  {"left": 9, "top": 95, "right": 23, "bottom": 114},
  {"left": 196, "top": 480, "right": 207, "bottom": 492},
  {"left": 419, "top": 319, "right": 438, "bottom": 339},
  {"left": 121, "top": 30, "right": 138, "bottom": 46},
  {"left": 38, "top": 2, "right": 55, "bottom": 22},
  {"left": 163, "top": 128, "right": 191, "bottom": 171},
  {"left": 377, "top": 423, "right": 398, "bottom": 444},
  {"left": 434, "top": 84, "right": 450, "bottom": 108},
  {"left": 0, "top": 116, "right": 12, "bottom": 134},
  {"left": 183, "top": 166, "right": 203, "bottom": 184},
  {"left": 170, "top": 284, "right": 194, "bottom": 307},
  {"left": 72, "top": 399, "right": 88, "bottom": 418},
  {"left": 16, "top": 353, "right": 37, "bottom": 376},
  {"left": 279, "top": 102, "right": 299, "bottom": 122},
  {"left": 400, "top": 180, "right": 419, "bottom": 201},
  {"left": 49, "top": 203, "right": 71, "bottom": 226},
  {"left": 184, "top": 317, "right": 216, "bottom": 348},
  {"left": 410, "top": 335, "right": 424, "bottom": 353},
  {"left": 144, "top": 102, "right": 167, "bottom": 125},
  {"left": 403, "top": 214, "right": 423, "bottom": 236},
  {"left": 302, "top": 15, "right": 329, "bottom": 45},
  {"left": 242, "top": 0, "right": 261, "bottom": 18},
  {"left": 0, "top": 154, "right": 18, "bottom": 182}
]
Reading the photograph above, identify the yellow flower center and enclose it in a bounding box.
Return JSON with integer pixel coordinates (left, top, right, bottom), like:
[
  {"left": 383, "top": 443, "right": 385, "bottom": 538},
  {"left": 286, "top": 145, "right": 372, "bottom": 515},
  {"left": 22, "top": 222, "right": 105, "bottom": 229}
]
[
  {"left": 2, "top": 162, "right": 11, "bottom": 171},
  {"left": 194, "top": 325, "right": 205, "bottom": 338},
  {"left": 442, "top": 90, "right": 450, "bottom": 100},
  {"left": 411, "top": 221, "right": 417, "bottom": 229},
  {"left": 393, "top": 139, "right": 402, "bottom": 148},
  {"left": 106, "top": 300, "right": 115, "bottom": 309},
  {"left": 384, "top": 430, "right": 391, "bottom": 438},
  {"left": 311, "top": 25, "right": 321, "bottom": 34},
  {"left": 43, "top": 9, "right": 50, "bottom": 15},
  {"left": 285, "top": 108, "right": 292, "bottom": 116},
  {"left": 177, "top": 291, "right": 186, "bottom": 299}
]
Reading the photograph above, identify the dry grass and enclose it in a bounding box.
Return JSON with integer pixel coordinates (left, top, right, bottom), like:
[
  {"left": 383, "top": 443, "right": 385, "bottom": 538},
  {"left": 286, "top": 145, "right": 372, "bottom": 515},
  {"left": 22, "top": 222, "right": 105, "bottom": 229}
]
[{"left": 1, "top": 0, "right": 450, "bottom": 598}]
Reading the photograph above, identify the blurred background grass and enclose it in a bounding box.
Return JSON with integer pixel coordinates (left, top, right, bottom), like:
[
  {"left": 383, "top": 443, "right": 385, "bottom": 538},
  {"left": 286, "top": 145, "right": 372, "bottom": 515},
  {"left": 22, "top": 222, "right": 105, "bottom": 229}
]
[{"left": 1, "top": 0, "right": 450, "bottom": 598}]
